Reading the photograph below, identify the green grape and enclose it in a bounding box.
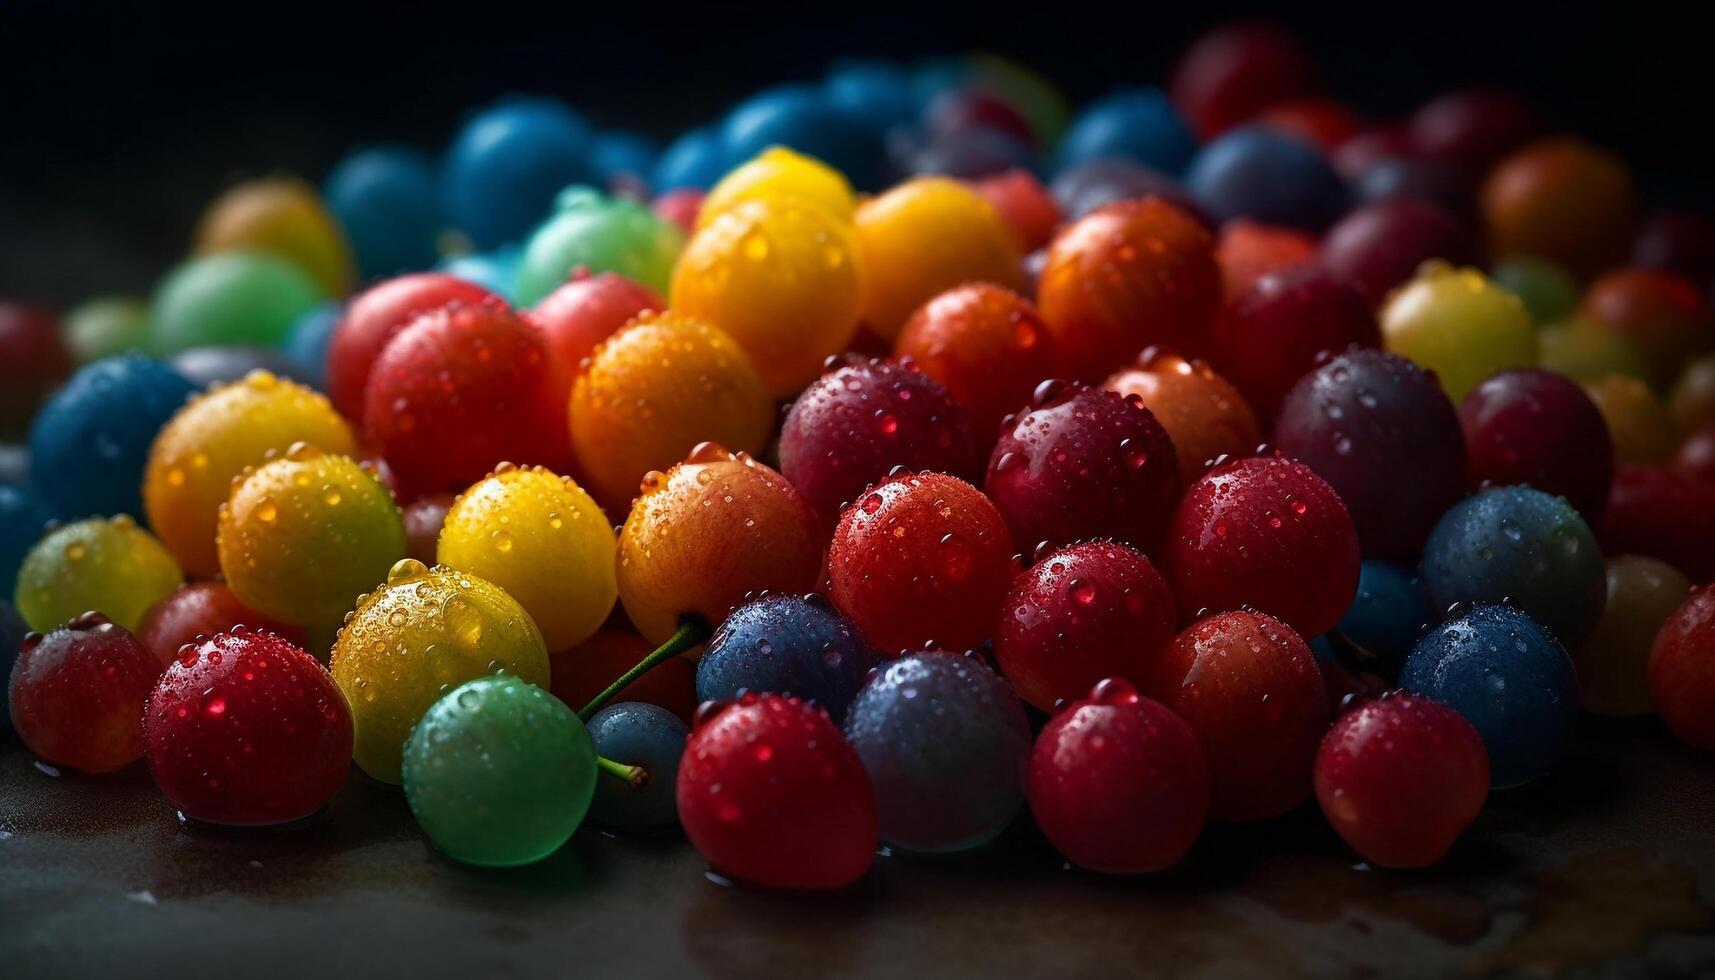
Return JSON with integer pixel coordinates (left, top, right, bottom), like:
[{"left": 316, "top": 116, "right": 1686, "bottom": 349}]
[
  {"left": 1490, "top": 256, "right": 1580, "bottom": 325},
  {"left": 514, "top": 186, "right": 684, "bottom": 304},
  {"left": 149, "top": 252, "right": 323, "bottom": 354},
  {"left": 15, "top": 515, "right": 183, "bottom": 631},
  {"left": 1381, "top": 263, "right": 1538, "bottom": 402}
]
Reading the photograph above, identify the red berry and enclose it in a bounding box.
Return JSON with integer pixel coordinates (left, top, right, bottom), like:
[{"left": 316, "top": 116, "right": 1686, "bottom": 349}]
[
  {"left": 995, "top": 542, "right": 1176, "bottom": 712},
  {"left": 1599, "top": 465, "right": 1715, "bottom": 582},
  {"left": 1144, "top": 610, "right": 1330, "bottom": 821},
  {"left": 1170, "top": 22, "right": 1319, "bottom": 140},
  {"left": 527, "top": 269, "right": 663, "bottom": 383},
  {"left": 136, "top": 582, "right": 304, "bottom": 669},
  {"left": 895, "top": 283, "right": 1055, "bottom": 448},
  {"left": 1215, "top": 219, "right": 1317, "bottom": 302},
  {"left": 1410, "top": 88, "right": 1541, "bottom": 178},
  {"left": 1027, "top": 678, "right": 1210, "bottom": 873},
  {"left": 828, "top": 472, "right": 1014, "bottom": 654},
  {"left": 1209, "top": 265, "right": 1381, "bottom": 418},
  {"left": 676, "top": 693, "right": 877, "bottom": 889},
  {"left": 1317, "top": 200, "right": 1480, "bottom": 307},
  {"left": 973, "top": 169, "right": 1063, "bottom": 253},
  {"left": 985, "top": 382, "right": 1180, "bottom": 554},
  {"left": 362, "top": 302, "right": 570, "bottom": 497},
  {"left": 145, "top": 629, "right": 353, "bottom": 825},
  {"left": 1459, "top": 368, "right": 1615, "bottom": 518},
  {"left": 1257, "top": 98, "right": 1362, "bottom": 151},
  {"left": 9, "top": 613, "right": 160, "bottom": 773},
  {"left": 1650, "top": 585, "right": 1715, "bottom": 753},
  {"left": 1314, "top": 693, "right": 1489, "bottom": 867},
  {"left": 0, "top": 301, "right": 72, "bottom": 440},
  {"left": 780, "top": 358, "right": 980, "bottom": 526},
  {"left": 325, "top": 273, "right": 497, "bottom": 418},
  {"left": 1164, "top": 455, "right": 1360, "bottom": 637}
]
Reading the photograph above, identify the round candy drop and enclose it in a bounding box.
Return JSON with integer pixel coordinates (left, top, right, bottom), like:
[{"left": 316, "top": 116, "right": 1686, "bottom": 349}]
[
  {"left": 1208, "top": 264, "right": 1379, "bottom": 418},
  {"left": 1458, "top": 369, "right": 1615, "bottom": 518},
  {"left": 1650, "top": 585, "right": 1715, "bottom": 753},
  {"left": 697, "top": 146, "right": 856, "bottom": 228},
  {"left": 1482, "top": 137, "right": 1636, "bottom": 279},
  {"left": 527, "top": 271, "right": 662, "bottom": 379},
  {"left": 63, "top": 296, "right": 150, "bottom": 364},
  {"left": 1169, "top": 22, "right": 1318, "bottom": 139},
  {"left": 9, "top": 613, "right": 160, "bottom": 773},
  {"left": 1583, "top": 375, "right": 1678, "bottom": 464},
  {"left": 0, "top": 302, "right": 72, "bottom": 440},
  {"left": 324, "top": 273, "right": 498, "bottom": 419},
  {"left": 1580, "top": 267, "right": 1714, "bottom": 389},
  {"left": 894, "top": 283, "right": 1054, "bottom": 448},
  {"left": 1598, "top": 465, "right": 1715, "bottom": 582},
  {"left": 1317, "top": 199, "right": 1480, "bottom": 307},
  {"left": 149, "top": 253, "right": 323, "bottom": 354},
  {"left": 323, "top": 146, "right": 444, "bottom": 279},
  {"left": 137, "top": 581, "right": 301, "bottom": 668},
  {"left": 442, "top": 97, "right": 596, "bottom": 251},
  {"left": 1185, "top": 126, "right": 1347, "bottom": 231},
  {"left": 14, "top": 516, "right": 182, "bottom": 633}
]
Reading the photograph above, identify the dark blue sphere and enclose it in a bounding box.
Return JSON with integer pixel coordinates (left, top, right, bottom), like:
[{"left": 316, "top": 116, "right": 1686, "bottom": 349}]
[
  {"left": 324, "top": 146, "right": 443, "bottom": 278},
  {"left": 27, "top": 355, "right": 196, "bottom": 522},
  {"left": 1058, "top": 88, "right": 1197, "bottom": 175},
  {"left": 0, "top": 598, "right": 24, "bottom": 730},
  {"left": 652, "top": 126, "right": 732, "bottom": 192},
  {"left": 697, "top": 595, "right": 878, "bottom": 723},
  {"left": 1186, "top": 126, "right": 1348, "bottom": 230},
  {"left": 443, "top": 97, "right": 596, "bottom": 250},
  {"left": 1420, "top": 485, "right": 1606, "bottom": 646},
  {"left": 586, "top": 701, "right": 688, "bottom": 831},
  {"left": 721, "top": 86, "right": 887, "bottom": 191},
  {"left": 1338, "top": 560, "right": 1430, "bottom": 671},
  {"left": 843, "top": 652, "right": 1031, "bottom": 853},
  {"left": 1350, "top": 156, "right": 1474, "bottom": 217},
  {"left": 1400, "top": 604, "right": 1579, "bottom": 787},
  {"left": 825, "top": 59, "right": 916, "bottom": 136},
  {"left": 282, "top": 303, "right": 341, "bottom": 390},
  {"left": 590, "top": 131, "right": 659, "bottom": 186},
  {"left": 0, "top": 483, "right": 49, "bottom": 596},
  {"left": 1049, "top": 157, "right": 1207, "bottom": 223}
]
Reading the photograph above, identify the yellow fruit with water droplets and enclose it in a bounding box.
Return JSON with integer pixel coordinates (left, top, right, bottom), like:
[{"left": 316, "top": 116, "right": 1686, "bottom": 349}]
[{"left": 14, "top": 515, "right": 183, "bottom": 631}]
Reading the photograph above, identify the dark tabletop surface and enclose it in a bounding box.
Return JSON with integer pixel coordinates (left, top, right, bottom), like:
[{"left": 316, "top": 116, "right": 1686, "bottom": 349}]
[{"left": 2, "top": 716, "right": 1713, "bottom": 980}]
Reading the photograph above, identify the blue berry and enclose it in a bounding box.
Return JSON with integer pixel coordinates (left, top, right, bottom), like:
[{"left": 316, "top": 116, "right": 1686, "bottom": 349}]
[
  {"left": 1338, "top": 560, "right": 1430, "bottom": 671},
  {"left": 443, "top": 98, "right": 596, "bottom": 250},
  {"left": 843, "top": 652, "right": 1032, "bottom": 853},
  {"left": 586, "top": 701, "right": 688, "bottom": 831},
  {"left": 1186, "top": 126, "right": 1348, "bottom": 230},
  {"left": 282, "top": 303, "right": 341, "bottom": 390},
  {"left": 697, "top": 595, "right": 879, "bottom": 723},
  {"left": 1058, "top": 88, "right": 1197, "bottom": 174},
  {"left": 324, "top": 146, "right": 443, "bottom": 278}
]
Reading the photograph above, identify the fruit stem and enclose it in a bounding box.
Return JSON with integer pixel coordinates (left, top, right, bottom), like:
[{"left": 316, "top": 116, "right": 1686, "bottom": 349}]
[
  {"left": 597, "top": 755, "right": 650, "bottom": 790},
  {"left": 578, "top": 614, "right": 710, "bottom": 720}
]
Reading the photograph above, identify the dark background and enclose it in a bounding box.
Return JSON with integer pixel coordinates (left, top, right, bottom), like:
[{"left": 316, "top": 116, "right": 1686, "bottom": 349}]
[{"left": 2, "top": 0, "right": 1710, "bottom": 305}]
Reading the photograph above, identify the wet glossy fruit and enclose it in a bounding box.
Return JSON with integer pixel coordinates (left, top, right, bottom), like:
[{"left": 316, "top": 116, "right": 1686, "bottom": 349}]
[
  {"left": 697, "top": 594, "right": 878, "bottom": 724},
  {"left": 1274, "top": 349, "right": 1465, "bottom": 558},
  {"left": 586, "top": 701, "right": 687, "bottom": 830},
  {"left": 1214, "top": 219, "right": 1316, "bottom": 301},
  {"left": 330, "top": 558, "right": 549, "bottom": 783},
  {"left": 8, "top": 613, "right": 160, "bottom": 772},
  {"left": 1581, "top": 267, "right": 1714, "bottom": 388},
  {"left": 145, "top": 628, "right": 352, "bottom": 825},
  {"left": 1103, "top": 350, "right": 1261, "bottom": 485},
  {"left": 617, "top": 446, "right": 822, "bottom": 646},
  {"left": 1037, "top": 197, "right": 1220, "bottom": 380},
  {"left": 1401, "top": 604, "right": 1578, "bottom": 787},
  {"left": 1650, "top": 585, "right": 1715, "bottom": 752},
  {"left": 1380, "top": 263, "right": 1538, "bottom": 403},
  {"left": 1317, "top": 200, "right": 1479, "bottom": 307},
  {"left": 1209, "top": 265, "right": 1380, "bottom": 418},
  {"left": 1598, "top": 465, "right": 1715, "bottom": 582},
  {"left": 894, "top": 283, "right": 1054, "bottom": 447},
  {"left": 218, "top": 445, "right": 406, "bottom": 629},
  {"left": 985, "top": 382, "right": 1179, "bottom": 554},
  {"left": 194, "top": 176, "right": 353, "bottom": 297},
  {"left": 677, "top": 693, "right": 878, "bottom": 890},
  {"left": 697, "top": 146, "right": 856, "bottom": 228},
  {"left": 1170, "top": 22, "right": 1317, "bottom": 139},
  {"left": 325, "top": 273, "right": 498, "bottom": 418},
  {"left": 1314, "top": 692, "right": 1488, "bottom": 868},
  {"left": 1459, "top": 368, "right": 1615, "bottom": 518},
  {"left": 569, "top": 312, "right": 773, "bottom": 512},
  {"left": 1337, "top": 561, "right": 1430, "bottom": 672},
  {"left": 527, "top": 271, "right": 662, "bottom": 381},
  {"left": 436, "top": 464, "right": 615, "bottom": 652},
  {"left": 516, "top": 187, "right": 684, "bottom": 304},
  {"left": 402, "top": 675, "right": 596, "bottom": 865},
  {"left": 844, "top": 651, "right": 1031, "bottom": 853},
  {"left": 995, "top": 541, "right": 1176, "bottom": 712},
  {"left": 1145, "top": 611, "right": 1329, "bottom": 821},
  {"left": 1490, "top": 257, "right": 1580, "bottom": 325},
  {"left": 549, "top": 629, "right": 696, "bottom": 722},
  {"left": 1164, "top": 455, "right": 1360, "bottom": 638},
  {"left": 1411, "top": 88, "right": 1540, "bottom": 177},
  {"left": 828, "top": 471, "right": 1015, "bottom": 654},
  {"left": 974, "top": 168, "right": 1063, "bottom": 253},
  {"left": 14, "top": 516, "right": 182, "bottom": 633},
  {"left": 779, "top": 358, "right": 979, "bottom": 526},
  {"left": 148, "top": 253, "right": 323, "bottom": 354},
  {"left": 1576, "top": 556, "right": 1692, "bottom": 717},
  {"left": 145, "top": 370, "right": 357, "bottom": 577},
  {"left": 137, "top": 581, "right": 303, "bottom": 669},
  {"left": 1481, "top": 138, "right": 1636, "bottom": 279},
  {"left": 1185, "top": 127, "right": 1347, "bottom": 231}
]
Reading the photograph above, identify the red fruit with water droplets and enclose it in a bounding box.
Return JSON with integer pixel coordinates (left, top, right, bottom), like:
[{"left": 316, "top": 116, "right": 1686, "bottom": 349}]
[
  {"left": 8, "top": 612, "right": 161, "bottom": 773},
  {"left": 1104, "top": 349, "right": 1262, "bottom": 486},
  {"left": 1215, "top": 219, "right": 1317, "bottom": 302},
  {"left": 362, "top": 302, "right": 570, "bottom": 497},
  {"left": 549, "top": 628, "right": 696, "bottom": 722},
  {"left": 1208, "top": 265, "right": 1381, "bottom": 418},
  {"left": 1318, "top": 199, "right": 1481, "bottom": 307},
  {"left": 779, "top": 358, "right": 980, "bottom": 526},
  {"left": 1650, "top": 585, "right": 1715, "bottom": 753},
  {"left": 895, "top": 283, "right": 1055, "bottom": 448},
  {"left": 1037, "top": 197, "right": 1221, "bottom": 381},
  {"left": 527, "top": 270, "right": 663, "bottom": 379},
  {"left": 325, "top": 273, "right": 498, "bottom": 418},
  {"left": 676, "top": 692, "right": 878, "bottom": 889},
  {"left": 995, "top": 542, "right": 1176, "bottom": 712},
  {"left": 1598, "top": 465, "right": 1715, "bottom": 582},
  {"left": 1458, "top": 368, "right": 1615, "bottom": 518},
  {"left": 137, "top": 582, "right": 304, "bottom": 669},
  {"left": 1314, "top": 692, "right": 1489, "bottom": 868},
  {"left": 828, "top": 472, "right": 1015, "bottom": 654},
  {"left": 145, "top": 628, "right": 352, "bottom": 825},
  {"left": 984, "top": 382, "right": 1180, "bottom": 554},
  {"left": 1027, "top": 678, "right": 1210, "bottom": 873},
  {"left": 1163, "top": 455, "right": 1360, "bottom": 637},
  {"left": 1145, "top": 610, "right": 1330, "bottom": 821}
]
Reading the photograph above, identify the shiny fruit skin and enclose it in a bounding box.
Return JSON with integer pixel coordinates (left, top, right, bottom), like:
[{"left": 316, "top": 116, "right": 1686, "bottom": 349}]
[
  {"left": 894, "top": 283, "right": 1055, "bottom": 448},
  {"left": 9, "top": 613, "right": 160, "bottom": 773},
  {"left": 1145, "top": 611, "right": 1329, "bottom": 821},
  {"left": 995, "top": 541, "right": 1176, "bottom": 713},
  {"left": 1317, "top": 200, "right": 1479, "bottom": 307},
  {"left": 828, "top": 472, "right": 1015, "bottom": 655},
  {"left": 1208, "top": 265, "right": 1380, "bottom": 418},
  {"left": 697, "top": 594, "right": 878, "bottom": 724},
  {"left": 137, "top": 582, "right": 303, "bottom": 669},
  {"left": 15, "top": 515, "right": 183, "bottom": 633},
  {"left": 1583, "top": 375, "right": 1678, "bottom": 465},
  {"left": 1581, "top": 266, "right": 1714, "bottom": 389},
  {"left": 527, "top": 271, "right": 662, "bottom": 382},
  {"left": 145, "top": 628, "right": 352, "bottom": 825},
  {"left": 676, "top": 693, "right": 878, "bottom": 890},
  {"left": 586, "top": 701, "right": 688, "bottom": 830},
  {"left": 1313, "top": 693, "right": 1488, "bottom": 868},
  {"left": 325, "top": 273, "right": 497, "bottom": 419},
  {"left": 1458, "top": 369, "right": 1615, "bottom": 519},
  {"left": 1027, "top": 678, "right": 1210, "bottom": 872},
  {"left": 194, "top": 176, "right": 354, "bottom": 297},
  {"left": 1214, "top": 219, "right": 1316, "bottom": 302},
  {"left": 1103, "top": 351, "right": 1261, "bottom": 485},
  {"left": 1379, "top": 263, "right": 1538, "bottom": 404},
  {"left": 1650, "top": 585, "right": 1715, "bottom": 753}
]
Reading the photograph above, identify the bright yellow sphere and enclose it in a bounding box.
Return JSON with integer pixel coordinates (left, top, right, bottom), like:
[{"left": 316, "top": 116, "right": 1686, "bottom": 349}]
[
  {"left": 671, "top": 197, "right": 863, "bottom": 396},
  {"left": 697, "top": 147, "right": 856, "bottom": 229},
  {"left": 15, "top": 515, "right": 183, "bottom": 632},
  {"left": 144, "top": 370, "right": 357, "bottom": 577},
  {"left": 436, "top": 464, "right": 617, "bottom": 652},
  {"left": 218, "top": 444, "right": 406, "bottom": 629},
  {"left": 1380, "top": 263, "right": 1539, "bottom": 403},
  {"left": 331, "top": 558, "right": 549, "bottom": 783},
  {"left": 195, "top": 176, "right": 354, "bottom": 297}
]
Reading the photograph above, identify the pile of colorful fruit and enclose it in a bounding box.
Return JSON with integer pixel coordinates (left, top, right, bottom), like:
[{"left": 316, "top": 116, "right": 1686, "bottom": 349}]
[{"left": 5, "top": 22, "right": 1715, "bottom": 890}]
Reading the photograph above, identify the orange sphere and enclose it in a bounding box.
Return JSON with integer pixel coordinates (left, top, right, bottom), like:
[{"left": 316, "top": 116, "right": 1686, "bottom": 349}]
[
  {"left": 1482, "top": 138, "right": 1636, "bottom": 279},
  {"left": 895, "top": 283, "right": 1054, "bottom": 447},
  {"left": 1215, "top": 219, "right": 1316, "bottom": 302},
  {"left": 1037, "top": 197, "right": 1220, "bottom": 381},
  {"left": 617, "top": 445, "right": 823, "bottom": 646},
  {"left": 1581, "top": 267, "right": 1714, "bottom": 388},
  {"left": 1104, "top": 350, "right": 1263, "bottom": 484},
  {"left": 852, "top": 177, "right": 1024, "bottom": 340},
  {"left": 1584, "top": 374, "right": 1679, "bottom": 464},
  {"left": 569, "top": 312, "right": 773, "bottom": 513}
]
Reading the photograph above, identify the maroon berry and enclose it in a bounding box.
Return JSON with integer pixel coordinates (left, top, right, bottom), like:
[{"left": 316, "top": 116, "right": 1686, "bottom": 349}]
[
  {"left": 1459, "top": 368, "right": 1615, "bottom": 518},
  {"left": 1318, "top": 200, "right": 1480, "bottom": 306},
  {"left": 1208, "top": 265, "right": 1381, "bottom": 417}
]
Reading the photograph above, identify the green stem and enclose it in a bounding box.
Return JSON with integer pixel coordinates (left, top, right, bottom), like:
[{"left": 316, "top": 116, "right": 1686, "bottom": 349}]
[
  {"left": 578, "top": 614, "right": 710, "bottom": 720},
  {"left": 597, "top": 755, "right": 650, "bottom": 790}
]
